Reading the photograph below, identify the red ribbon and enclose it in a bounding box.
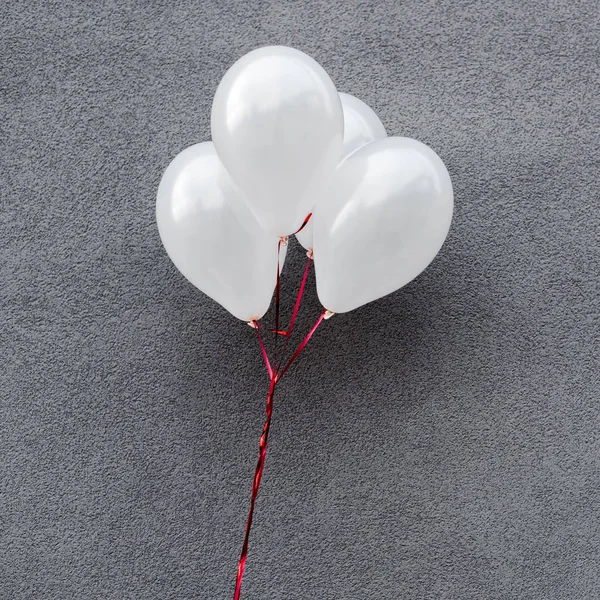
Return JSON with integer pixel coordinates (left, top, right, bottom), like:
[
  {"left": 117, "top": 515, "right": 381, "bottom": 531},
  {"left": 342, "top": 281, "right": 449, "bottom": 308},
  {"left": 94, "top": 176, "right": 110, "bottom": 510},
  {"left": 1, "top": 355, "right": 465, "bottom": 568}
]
[
  {"left": 275, "top": 252, "right": 312, "bottom": 373},
  {"left": 277, "top": 309, "right": 326, "bottom": 381},
  {"left": 233, "top": 377, "right": 276, "bottom": 600},
  {"left": 272, "top": 239, "right": 282, "bottom": 370},
  {"left": 254, "top": 325, "right": 273, "bottom": 381},
  {"left": 234, "top": 219, "right": 327, "bottom": 600}
]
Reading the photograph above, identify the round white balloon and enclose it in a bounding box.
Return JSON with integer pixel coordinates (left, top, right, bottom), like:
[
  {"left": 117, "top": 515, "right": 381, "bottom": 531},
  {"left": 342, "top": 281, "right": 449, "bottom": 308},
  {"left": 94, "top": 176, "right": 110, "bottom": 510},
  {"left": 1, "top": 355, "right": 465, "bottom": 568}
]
[
  {"left": 296, "top": 92, "right": 387, "bottom": 251},
  {"left": 156, "top": 142, "right": 280, "bottom": 321},
  {"left": 313, "top": 137, "right": 453, "bottom": 313},
  {"left": 211, "top": 46, "right": 344, "bottom": 237}
]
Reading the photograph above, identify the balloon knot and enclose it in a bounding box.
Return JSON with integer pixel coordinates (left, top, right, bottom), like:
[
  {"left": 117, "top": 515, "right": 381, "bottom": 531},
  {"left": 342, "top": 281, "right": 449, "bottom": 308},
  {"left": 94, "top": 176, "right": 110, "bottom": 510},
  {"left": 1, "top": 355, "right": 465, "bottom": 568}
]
[
  {"left": 279, "top": 236, "right": 289, "bottom": 246},
  {"left": 306, "top": 248, "right": 313, "bottom": 259},
  {"left": 323, "top": 310, "right": 335, "bottom": 320}
]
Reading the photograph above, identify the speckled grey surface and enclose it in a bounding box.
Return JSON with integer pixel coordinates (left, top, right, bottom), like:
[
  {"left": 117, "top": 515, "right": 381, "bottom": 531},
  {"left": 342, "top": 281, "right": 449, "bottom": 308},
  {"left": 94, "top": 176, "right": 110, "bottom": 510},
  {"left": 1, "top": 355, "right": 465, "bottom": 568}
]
[{"left": 1, "top": 1, "right": 599, "bottom": 598}]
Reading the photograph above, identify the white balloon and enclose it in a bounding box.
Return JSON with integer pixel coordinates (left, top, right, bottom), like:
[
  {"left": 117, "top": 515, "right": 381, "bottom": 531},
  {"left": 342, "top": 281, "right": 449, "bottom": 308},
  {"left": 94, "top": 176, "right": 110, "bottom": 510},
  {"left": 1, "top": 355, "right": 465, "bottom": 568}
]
[
  {"left": 156, "top": 142, "right": 280, "bottom": 321},
  {"left": 296, "top": 92, "right": 387, "bottom": 251},
  {"left": 338, "top": 92, "right": 387, "bottom": 156},
  {"left": 211, "top": 46, "right": 344, "bottom": 237},
  {"left": 313, "top": 137, "right": 453, "bottom": 313}
]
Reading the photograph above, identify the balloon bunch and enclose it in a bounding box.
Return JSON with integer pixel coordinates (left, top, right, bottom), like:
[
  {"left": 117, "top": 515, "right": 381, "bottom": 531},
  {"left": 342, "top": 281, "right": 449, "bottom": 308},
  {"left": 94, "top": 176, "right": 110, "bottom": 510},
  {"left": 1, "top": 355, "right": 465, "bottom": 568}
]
[{"left": 156, "top": 46, "right": 453, "bottom": 598}]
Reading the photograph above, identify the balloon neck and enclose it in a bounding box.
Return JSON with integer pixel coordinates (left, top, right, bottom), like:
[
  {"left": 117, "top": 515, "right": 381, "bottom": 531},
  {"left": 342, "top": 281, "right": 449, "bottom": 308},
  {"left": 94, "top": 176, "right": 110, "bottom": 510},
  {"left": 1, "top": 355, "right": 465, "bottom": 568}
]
[
  {"left": 306, "top": 248, "right": 313, "bottom": 260},
  {"left": 323, "top": 310, "right": 335, "bottom": 320}
]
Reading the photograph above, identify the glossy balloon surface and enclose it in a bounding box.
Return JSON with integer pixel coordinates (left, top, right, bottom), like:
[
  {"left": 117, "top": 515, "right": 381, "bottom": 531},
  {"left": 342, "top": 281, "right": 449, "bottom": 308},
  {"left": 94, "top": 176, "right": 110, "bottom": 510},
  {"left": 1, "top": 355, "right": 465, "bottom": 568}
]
[
  {"left": 313, "top": 137, "right": 453, "bottom": 313},
  {"left": 296, "top": 92, "right": 386, "bottom": 250},
  {"left": 156, "top": 142, "right": 280, "bottom": 321},
  {"left": 211, "top": 46, "right": 344, "bottom": 236}
]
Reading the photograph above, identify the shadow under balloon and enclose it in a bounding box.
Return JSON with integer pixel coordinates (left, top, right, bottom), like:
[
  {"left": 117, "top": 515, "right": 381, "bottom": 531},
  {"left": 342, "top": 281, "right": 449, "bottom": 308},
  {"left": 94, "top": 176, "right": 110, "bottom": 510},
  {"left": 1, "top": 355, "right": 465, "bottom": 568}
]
[
  {"left": 265, "top": 225, "right": 522, "bottom": 421},
  {"left": 159, "top": 183, "right": 524, "bottom": 406},
  {"left": 256, "top": 241, "right": 455, "bottom": 418},
  {"left": 162, "top": 211, "right": 530, "bottom": 458},
  {"left": 161, "top": 226, "right": 466, "bottom": 424}
]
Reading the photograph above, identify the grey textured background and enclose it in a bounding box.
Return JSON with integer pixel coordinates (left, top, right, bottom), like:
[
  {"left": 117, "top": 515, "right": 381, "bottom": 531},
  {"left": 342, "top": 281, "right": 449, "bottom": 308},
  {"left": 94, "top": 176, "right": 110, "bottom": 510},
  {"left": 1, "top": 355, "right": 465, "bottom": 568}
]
[{"left": 1, "top": 1, "right": 599, "bottom": 598}]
